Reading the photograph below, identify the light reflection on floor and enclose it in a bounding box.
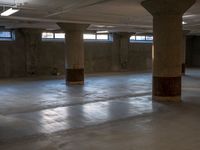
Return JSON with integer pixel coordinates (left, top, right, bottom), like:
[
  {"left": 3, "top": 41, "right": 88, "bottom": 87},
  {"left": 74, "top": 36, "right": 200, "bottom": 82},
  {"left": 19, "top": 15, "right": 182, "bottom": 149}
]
[
  {"left": 0, "top": 69, "right": 200, "bottom": 150},
  {"left": 8, "top": 95, "right": 153, "bottom": 136}
]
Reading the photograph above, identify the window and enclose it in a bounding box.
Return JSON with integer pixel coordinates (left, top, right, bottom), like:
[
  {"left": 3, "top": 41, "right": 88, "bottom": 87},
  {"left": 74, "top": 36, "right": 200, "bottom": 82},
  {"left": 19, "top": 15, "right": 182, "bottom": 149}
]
[
  {"left": 130, "top": 35, "right": 153, "bottom": 43},
  {"left": 146, "top": 36, "right": 153, "bottom": 41},
  {"left": 55, "top": 33, "right": 65, "bottom": 39},
  {"left": 130, "top": 36, "right": 136, "bottom": 41},
  {"left": 83, "top": 33, "right": 111, "bottom": 41},
  {"left": 42, "top": 32, "right": 65, "bottom": 40},
  {"left": 42, "top": 32, "right": 54, "bottom": 39},
  {"left": 0, "top": 31, "right": 14, "bottom": 40},
  {"left": 83, "top": 34, "right": 96, "bottom": 40},
  {"left": 136, "top": 36, "right": 146, "bottom": 41},
  {"left": 96, "top": 34, "right": 108, "bottom": 40},
  {"left": 0, "top": 31, "right": 12, "bottom": 38},
  {"left": 42, "top": 32, "right": 111, "bottom": 41}
]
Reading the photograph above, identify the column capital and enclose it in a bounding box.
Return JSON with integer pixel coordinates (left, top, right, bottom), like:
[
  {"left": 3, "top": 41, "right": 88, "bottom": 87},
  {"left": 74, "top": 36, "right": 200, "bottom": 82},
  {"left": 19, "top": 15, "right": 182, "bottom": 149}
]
[
  {"left": 57, "top": 23, "right": 89, "bottom": 33},
  {"left": 141, "top": 0, "right": 196, "bottom": 15},
  {"left": 18, "top": 28, "right": 42, "bottom": 36},
  {"left": 117, "top": 32, "right": 133, "bottom": 38}
]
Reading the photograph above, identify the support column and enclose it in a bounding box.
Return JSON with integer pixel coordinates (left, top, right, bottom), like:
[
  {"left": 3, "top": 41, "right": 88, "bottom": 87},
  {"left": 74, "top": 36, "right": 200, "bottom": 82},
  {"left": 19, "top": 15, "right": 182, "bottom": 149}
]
[
  {"left": 181, "top": 30, "right": 190, "bottom": 75},
  {"left": 119, "top": 32, "right": 131, "bottom": 70},
  {"left": 142, "top": 0, "right": 195, "bottom": 102},
  {"left": 58, "top": 23, "right": 88, "bottom": 85},
  {"left": 19, "top": 28, "right": 42, "bottom": 76},
  {"left": 111, "top": 33, "right": 120, "bottom": 71}
]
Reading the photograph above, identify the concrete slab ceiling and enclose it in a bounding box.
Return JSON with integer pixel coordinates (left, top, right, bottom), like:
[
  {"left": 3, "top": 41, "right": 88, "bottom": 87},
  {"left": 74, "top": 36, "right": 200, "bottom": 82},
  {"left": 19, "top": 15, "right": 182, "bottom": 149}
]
[{"left": 0, "top": 0, "right": 199, "bottom": 34}]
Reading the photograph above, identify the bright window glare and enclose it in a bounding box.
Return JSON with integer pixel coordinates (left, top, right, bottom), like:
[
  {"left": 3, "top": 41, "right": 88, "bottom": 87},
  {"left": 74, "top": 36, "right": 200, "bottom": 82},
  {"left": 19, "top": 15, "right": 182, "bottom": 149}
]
[
  {"left": 97, "top": 34, "right": 108, "bottom": 40},
  {"left": 0, "top": 31, "right": 12, "bottom": 38},
  {"left": 42, "top": 32, "right": 111, "bottom": 41},
  {"left": 130, "top": 35, "right": 153, "bottom": 43},
  {"left": 83, "top": 34, "right": 96, "bottom": 40},
  {"left": 146, "top": 36, "right": 153, "bottom": 40},
  {"left": 130, "top": 36, "right": 136, "bottom": 40},
  {"left": 136, "top": 36, "right": 146, "bottom": 41},
  {"left": 55, "top": 33, "right": 65, "bottom": 39},
  {"left": 42, "top": 32, "right": 54, "bottom": 39}
]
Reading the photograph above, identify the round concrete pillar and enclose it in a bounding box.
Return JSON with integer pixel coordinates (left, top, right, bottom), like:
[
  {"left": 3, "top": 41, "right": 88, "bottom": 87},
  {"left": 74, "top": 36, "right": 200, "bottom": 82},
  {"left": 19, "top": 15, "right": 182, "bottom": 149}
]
[
  {"left": 153, "top": 15, "right": 182, "bottom": 102},
  {"left": 119, "top": 32, "right": 131, "bottom": 70},
  {"left": 19, "top": 28, "right": 42, "bottom": 75},
  {"left": 111, "top": 33, "right": 120, "bottom": 71},
  {"left": 141, "top": 0, "right": 196, "bottom": 102},
  {"left": 57, "top": 23, "right": 89, "bottom": 85}
]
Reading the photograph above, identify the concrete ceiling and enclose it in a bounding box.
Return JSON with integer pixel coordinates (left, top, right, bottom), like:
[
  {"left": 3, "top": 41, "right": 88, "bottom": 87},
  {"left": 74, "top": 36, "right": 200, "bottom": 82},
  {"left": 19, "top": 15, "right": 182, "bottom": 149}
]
[{"left": 0, "top": 0, "right": 200, "bottom": 34}]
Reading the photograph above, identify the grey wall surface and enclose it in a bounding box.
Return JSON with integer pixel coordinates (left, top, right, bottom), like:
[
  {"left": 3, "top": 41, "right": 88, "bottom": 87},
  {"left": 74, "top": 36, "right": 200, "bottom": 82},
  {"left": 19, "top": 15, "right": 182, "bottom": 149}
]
[
  {"left": 128, "top": 43, "right": 152, "bottom": 71},
  {"left": 0, "top": 29, "right": 152, "bottom": 78},
  {"left": 186, "top": 36, "right": 200, "bottom": 67},
  {"left": 0, "top": 29, "right": 27, "bottom": 78},
  {"left": 38, "top": 42, "right": 65, "bottom": 75},
  {"left": 85, "top": 42, "right": 112, "bottom": 73}
]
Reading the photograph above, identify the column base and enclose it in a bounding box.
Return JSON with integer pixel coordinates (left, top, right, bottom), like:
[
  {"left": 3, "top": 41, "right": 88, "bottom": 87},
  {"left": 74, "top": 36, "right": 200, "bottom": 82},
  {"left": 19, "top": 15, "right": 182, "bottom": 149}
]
[
  {"left": 153, "top": 76, "right": 181, "bottom": 102},
  {"left": 153, "top": 96, "right": 181, "bottom": 102},
  {"left": 66, "top": 68, "right": 84, "bottom": 85}
]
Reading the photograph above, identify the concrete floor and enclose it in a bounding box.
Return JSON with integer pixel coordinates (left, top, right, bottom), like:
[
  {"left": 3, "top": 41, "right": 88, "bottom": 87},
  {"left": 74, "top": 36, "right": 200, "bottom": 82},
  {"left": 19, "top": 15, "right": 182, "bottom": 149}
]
[{"left": 0, "top": 69, "right": 200, "bottom": 150}]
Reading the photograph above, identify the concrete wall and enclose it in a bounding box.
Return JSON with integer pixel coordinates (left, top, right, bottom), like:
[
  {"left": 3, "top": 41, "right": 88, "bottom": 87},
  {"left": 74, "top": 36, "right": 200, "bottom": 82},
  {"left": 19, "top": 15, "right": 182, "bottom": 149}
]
[
  {"left": 38, "top": 42, "right": 65, "bottom": 75},
  {"left": 0, "top": 29, "right": 152, "bottom": 78},
  {"left": 0, "top": 30, "right": 26, "bottom": 78},
  {"left": 128, "top": 43, "right": 152, "bottom": 71},
  {"left": 85, "top": 42, "right": 112, "bottom": 73},
  {"left": 186, "top": 36, "right": 200, "bottom": 67}
]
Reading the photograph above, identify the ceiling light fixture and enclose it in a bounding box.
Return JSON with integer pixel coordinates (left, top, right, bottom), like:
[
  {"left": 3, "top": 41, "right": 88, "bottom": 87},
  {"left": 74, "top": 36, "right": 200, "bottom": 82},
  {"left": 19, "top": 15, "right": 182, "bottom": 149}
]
[
  {"left": 97, "top": 30, "right": 109, "bottom": 34},
  {"left": 1, "top": 8, "right": 19, "bottom": 16}
]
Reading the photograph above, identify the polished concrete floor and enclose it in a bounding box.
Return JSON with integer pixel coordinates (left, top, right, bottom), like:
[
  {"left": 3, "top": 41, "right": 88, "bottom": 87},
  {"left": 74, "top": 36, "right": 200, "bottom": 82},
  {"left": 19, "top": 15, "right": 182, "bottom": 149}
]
[{"left": 0, "top": 69, "right": 200, "bottom": 150}]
